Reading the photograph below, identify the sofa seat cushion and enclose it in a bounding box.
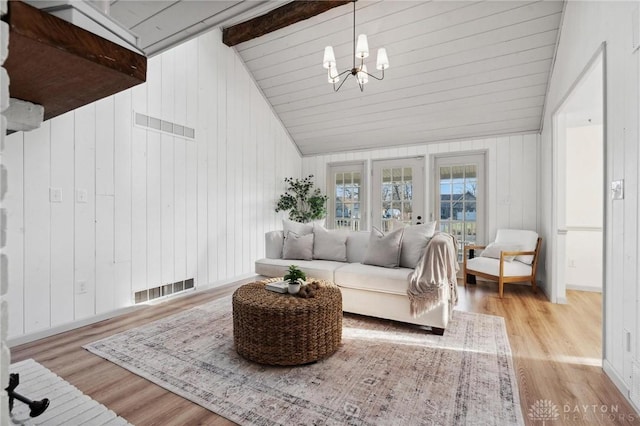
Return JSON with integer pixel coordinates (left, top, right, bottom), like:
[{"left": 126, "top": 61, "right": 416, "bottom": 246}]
[
  {"left": 466, "top": 257, "right": 532, "bottom": 277},
  {"left": 334, "top": 263, "right": 413, "bottom": 296},
  {"left": 255, "top": 258, "right": 344, "bottom": 282}
]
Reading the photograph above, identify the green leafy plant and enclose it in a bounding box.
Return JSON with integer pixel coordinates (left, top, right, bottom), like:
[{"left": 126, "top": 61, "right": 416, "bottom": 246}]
[
  {"left": 275, "top": 175, "right": 328, "bottom": 223},
  {"left": 283, "top": 265, "right": 306, "bottom": 285}
]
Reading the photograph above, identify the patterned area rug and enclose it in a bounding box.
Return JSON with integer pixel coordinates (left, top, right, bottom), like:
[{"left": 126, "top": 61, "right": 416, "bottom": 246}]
[
  {"left": 9, "top": 359, "right": 131, "bottom": 425},
  {"left": 85, "top": 297, "right": 524, "bottom": 425}
]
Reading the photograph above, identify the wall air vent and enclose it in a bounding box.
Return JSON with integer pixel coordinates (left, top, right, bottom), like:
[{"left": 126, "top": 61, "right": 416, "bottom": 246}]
[
  {"left": 134, "top": 278, "right": 195, "bottom": 304},
  {"left": 135, "top": 112, "right": 195, "bottom": 140}
]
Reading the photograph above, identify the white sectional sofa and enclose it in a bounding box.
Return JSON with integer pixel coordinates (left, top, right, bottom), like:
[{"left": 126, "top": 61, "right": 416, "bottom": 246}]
[{"left": 255, "top": 229, "right": 452, "bottom": 334}]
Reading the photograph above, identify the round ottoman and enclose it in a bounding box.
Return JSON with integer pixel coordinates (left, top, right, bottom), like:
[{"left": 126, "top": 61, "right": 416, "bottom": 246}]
[{"left": 232, "top": 279, "right": 342, "bottom": 366}]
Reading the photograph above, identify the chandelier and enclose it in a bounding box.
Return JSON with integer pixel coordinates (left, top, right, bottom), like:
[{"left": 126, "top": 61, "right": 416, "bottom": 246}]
[{"left": 322, "top": 1, "right": 389, "bottom": 92}]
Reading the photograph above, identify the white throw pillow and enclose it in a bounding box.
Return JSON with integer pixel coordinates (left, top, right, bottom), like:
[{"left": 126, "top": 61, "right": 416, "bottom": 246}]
[
  {"left": 480, "top": 243, "right": 522, "bottom": 262},
  {"left": 282, "top": 218, "right": 325, "bottom": 238},
  {"left": 363, "top": 227, "right": 404, "bottom": 268},
  {"left": 391, "top": 220, "right": 437, "bottom": 268},
  {"left": 313, "top": 226, "right": 347, "bottom": 262},
  {"left": 283, "top": 218, "right": 313, "bottom": 237},
  {"left": 282, "top": 231, "right": 314, "bottom": 260}
]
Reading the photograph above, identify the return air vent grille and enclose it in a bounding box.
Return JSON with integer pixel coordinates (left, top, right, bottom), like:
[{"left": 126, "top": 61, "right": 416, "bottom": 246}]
[
  {"left": 135, "top": 112, "right": 195, "bottom": 139},
  {"left": 134, "top": 278, "right": 195, "bottom": 304}
]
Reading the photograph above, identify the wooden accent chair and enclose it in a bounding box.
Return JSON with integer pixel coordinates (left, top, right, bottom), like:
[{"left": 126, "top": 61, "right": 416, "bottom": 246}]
[{"left": 463, "top": 229, "right": 542, "bottom": 298}]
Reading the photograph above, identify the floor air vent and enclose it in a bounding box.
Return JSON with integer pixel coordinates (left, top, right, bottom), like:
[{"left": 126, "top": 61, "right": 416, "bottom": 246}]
[{"left": 135, "top": 278, "right": 195, "bottom": 304}]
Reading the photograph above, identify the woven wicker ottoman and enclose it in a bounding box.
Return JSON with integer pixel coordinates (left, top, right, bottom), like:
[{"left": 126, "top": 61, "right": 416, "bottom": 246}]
[{"left": 232, "top": 279, "right": 342, "bottom": 366}]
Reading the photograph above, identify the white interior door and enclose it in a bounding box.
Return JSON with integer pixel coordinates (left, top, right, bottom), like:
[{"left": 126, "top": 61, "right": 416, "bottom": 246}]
[{"left": 372, "top": 157, "right": 425, "bottom": 232}]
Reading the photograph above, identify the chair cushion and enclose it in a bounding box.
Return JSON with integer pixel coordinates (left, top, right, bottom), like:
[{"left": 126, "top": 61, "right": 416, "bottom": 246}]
[
  {"left": 466, "top": 257, "right": 532, "bottom": 277},
  {"left": 495, "top": 229, "right": 538, "bottom": 264}
]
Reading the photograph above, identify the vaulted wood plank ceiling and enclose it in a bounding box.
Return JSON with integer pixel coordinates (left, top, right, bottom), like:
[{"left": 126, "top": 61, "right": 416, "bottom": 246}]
[
  {"left": 235, "top": 0, "right": 563, "bottom": 155},
  {"left": 99, "top": 0, "right": 563, "bottom": 156}
]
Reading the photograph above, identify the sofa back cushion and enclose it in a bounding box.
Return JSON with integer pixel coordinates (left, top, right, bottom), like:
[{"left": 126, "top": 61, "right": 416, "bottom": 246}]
[
  {"left": 363, "top": 227, "right": 404, "bottom": 268},
  {"left": 495, "top": 229, "right": 538, "bottom": 264},
  {"left": 392, "top": 221, "right": 437, "bottom": 268},
  {"left": 346, "top": 231, "right": 371, "bottom": 263},
  {"left": 265, "top": 230, "right": 285, "bottom": 259},
  {"left": 283, "top": 232, "right": 314, "bottom": 260},
  {"left": 313, "top": 226, "right": 348, "bottom": 262}
]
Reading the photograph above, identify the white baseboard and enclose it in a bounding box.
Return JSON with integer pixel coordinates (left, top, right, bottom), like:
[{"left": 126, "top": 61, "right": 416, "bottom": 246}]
[
  {"left": 8, "top": 273, "right": 260, "bottom": 348},
  {"left": 8, "top": 305, "right": 143, "bottom": 348},
  {"left": 602, "top": 359, "right": 639, "bottom": 414},
  {"left": 566, "top": 284, "right": 603, "bottom": 293}
]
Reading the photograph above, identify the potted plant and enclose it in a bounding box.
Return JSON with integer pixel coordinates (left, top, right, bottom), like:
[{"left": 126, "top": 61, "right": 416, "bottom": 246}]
[
  {"left": 275, "top": 175, "right": 328, "bottom": 223},
  {"left": 283, "top": 265, "right": 306, "bottom": 295}
]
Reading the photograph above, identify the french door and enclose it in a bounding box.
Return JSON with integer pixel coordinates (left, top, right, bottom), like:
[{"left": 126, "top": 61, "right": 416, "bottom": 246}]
[
  {"left": 434, "top": 154, "right": 485, "bottom": 258},
  {"left": 327, "top": 162, "right": 366, "bottom": 231},
  {"left": 372, "top": 157, "right": 425, "bottom": 232}
]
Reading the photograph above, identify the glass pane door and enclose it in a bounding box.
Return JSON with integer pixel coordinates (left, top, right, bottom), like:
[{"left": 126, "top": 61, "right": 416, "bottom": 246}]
[
  {"left": 435, "top": 154, "right": 484, "bottom": 260},
  {"left": 373, "top": 158, "right": 424, "bottom": 232},
  {"left": 334, "top": 171, "right": 362, "bottom": 231},
  {"left": 327, "top": 162, "right": 366, "bottom": 231}
]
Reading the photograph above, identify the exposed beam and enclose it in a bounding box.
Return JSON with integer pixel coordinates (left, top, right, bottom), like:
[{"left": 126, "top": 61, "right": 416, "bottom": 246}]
[
  {"left": 222, "top": 0, "right": 352, "bottom": 47},
  {"left": 2, "top": 1, "right": 146, "bottom": 122}
]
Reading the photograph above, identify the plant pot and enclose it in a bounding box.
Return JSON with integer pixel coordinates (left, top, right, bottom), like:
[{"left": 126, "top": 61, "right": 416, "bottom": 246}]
[{"left": 288, "top": 281, "right": 302, "bottom": 295}]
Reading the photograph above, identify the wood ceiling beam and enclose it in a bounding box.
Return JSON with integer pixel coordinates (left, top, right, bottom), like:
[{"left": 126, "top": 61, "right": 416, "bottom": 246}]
[
  {"left": 2, "top": 1, "right": 146, "bottom": 122},
  {"left": 222, "top": 0, "right": 352, "bottom": 47}
]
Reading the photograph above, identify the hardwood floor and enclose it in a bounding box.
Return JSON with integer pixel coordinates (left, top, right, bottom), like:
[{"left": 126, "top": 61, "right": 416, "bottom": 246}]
[{"left": 10, "top": 278, "right": 638, "bottom": 425}]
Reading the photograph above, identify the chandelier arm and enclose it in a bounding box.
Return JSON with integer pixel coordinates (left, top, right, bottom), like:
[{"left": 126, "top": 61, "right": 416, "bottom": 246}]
[
  {"left": 360, "top": 68, "right": 385, "bottom": 81},
  {"left": 333, "top": 72, "right": 352, "bottom": 92}
]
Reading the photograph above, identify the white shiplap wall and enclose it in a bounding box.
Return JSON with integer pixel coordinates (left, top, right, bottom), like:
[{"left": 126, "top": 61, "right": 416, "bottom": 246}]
[
  {"left": 538, "top": 1, "right": 639, "bottom": 407},
  {"left": 3, "top": 28, "right": 301, "bottom": 339},
  {"left": 302, "top": 133, "right": 539, "bottom": 244}
]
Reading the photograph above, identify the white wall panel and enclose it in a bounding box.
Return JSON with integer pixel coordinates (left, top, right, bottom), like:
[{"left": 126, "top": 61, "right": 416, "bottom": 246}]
[
  {"left": 5, "top": 132, "right": 24, "bottom": 338},
  {"left": 160, "top": 133, "right": 175, "bottom": 284},
  {"left": 6, "top": 28, "right": 300, "bottom": 339},
  {"left": 74, "top": 105, "right": 96, "bottom": 321},
  {"left": 130, "top": 127, "right": 147, "bottom": 293},
  {"left": 23, "top": 122, "right": 51, "bottom": 333},
  {"left": 174, "top": 138, "right": 187, "bottom": 282},
  {"left": 95, "top": 195, "right": 115, "bottom": 314},
  {"left": 114, "top": 91, "right": 132, "bottom": 308},
  {"left": 49, "top": 113, "right": 75, "bottom": 326}
]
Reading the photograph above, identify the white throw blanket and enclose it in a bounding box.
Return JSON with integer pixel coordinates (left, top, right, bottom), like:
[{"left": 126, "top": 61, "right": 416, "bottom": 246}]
[{"left": 408, "top": 232, "right": 459, "bottom": 318}]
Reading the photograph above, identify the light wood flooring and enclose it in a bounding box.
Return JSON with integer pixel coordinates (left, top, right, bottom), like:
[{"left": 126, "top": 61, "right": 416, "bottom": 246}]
[{"left": 10, "top": 278, "right": 638, "bottom": 425}]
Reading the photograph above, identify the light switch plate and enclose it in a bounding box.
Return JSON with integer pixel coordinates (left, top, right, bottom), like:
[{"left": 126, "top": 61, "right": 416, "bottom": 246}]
[
  {"left": 49, "top": 187, "right": 62, "bottom": 203},
  {"left": 76, "top": 189, "right": 88, "bottom": 203},
  {"left": 611, "top": 180, "right": 624, "bottom": 200}
]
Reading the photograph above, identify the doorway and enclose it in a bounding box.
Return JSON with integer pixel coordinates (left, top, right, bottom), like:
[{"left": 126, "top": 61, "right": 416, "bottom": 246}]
[{"left": 552, "top": 47, "right": 605, "bottom": 303}]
